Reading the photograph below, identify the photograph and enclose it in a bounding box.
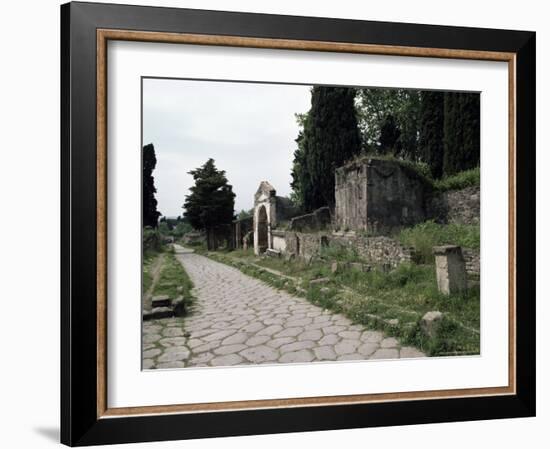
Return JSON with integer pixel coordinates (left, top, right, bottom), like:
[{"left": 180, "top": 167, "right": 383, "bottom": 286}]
[{"left": 141, "top": 78, "right": 481, "bottom": 369}]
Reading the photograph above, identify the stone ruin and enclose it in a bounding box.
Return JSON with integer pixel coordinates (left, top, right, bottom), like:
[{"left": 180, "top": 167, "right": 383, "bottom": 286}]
[
  {"left": 249, "top": 158, "right": 480, "bottom": 281},
  {"left": 335, "top": 157, "right": 431, "bottom": 234},
  {"left": 252, "top": 181, "right": 300, "bottom": 256}
]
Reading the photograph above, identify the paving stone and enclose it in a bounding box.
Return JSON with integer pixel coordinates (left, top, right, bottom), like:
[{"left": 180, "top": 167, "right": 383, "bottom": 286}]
[
  {"left": 221, "top": 332, "right": 248, "bottom": 345},
  {"left": 245, "top": 335, "right": 271, "bottom": 346},
  {"left": 143, "top": 324, "right": 162, "bottom": 334},
  {"left": 186, "top": 338, "right": 204, "bottom": 349},
  {"left": 361, "top": 331, "right": 384, "bottom": 343},
  {"left": 187, "top": 352, "right": 214, "bottom": 366},
  {"left": 193, "top": 340, "right": 221, "bottom": 353},
  {"left": 202, "top": 329, "right": 237, "bottom": 342},
  {"left": 334, "top": 340, "right": 361, "bottom": 355},
  {"left": 241, "top": 322, "right": 265, "bottom": 333},
  {"left": 319, "top": 334, "right": 339, "bottom": 346},
  {"left": 279, "top": 350, "right": 314, "bottom": 363},
  {"left": 239, "top": 345, "right": 279, "bottom": 363},
  {"left": 297, "top": 330, "right": 323, "bottom": 341},
  {"left": 257, "top": 325, "right": 284, "bottom": 336},
  {"left": 280, "top": 340, "right": 316, "bottom": 354},
  {"left": 400, "top": 346, "right": 426, "bottom": 358},
  {"left": 313, "top": 346, "right": 337, "bottom": 361},
  {"left": 143, "top": 333, "right": 162, "bottom": 344},
  {"left": 214, "top": 344, "right": 248, "bottom": 355},
  {"left": 380, "top": 337, "right": 400, "bottom": 348},
  {"left": 322, "top": 325, "right": 347, "bottom": 335},
  {"left": 338, "top": 330, "right": 361, "bottom": 340},
  {"left": 267, "top": 337, "right": 295, "bottom": 349},
  {"left": 358, "top": 343, "right": 379, "bottom": 357},
  {"left": 158, "top": 336, "right": 188, "bottom": 347},
  {"left": 337, "top": 353, "right": 364, "bottom": 361},
  {"left": 286, "top": 318, "right": 312, "bottom": 327},
  {"left": 274, "top": 327, "right": 304, "bottom": 338},
  {"left": 142, "top": 348, "right": 162, "bottom": 359},
  {"left": 157, "top": 347, "right": 190, "bottom": 363},
  {"left": 370, "top": 348, "right": 400, "bottom": 360},
  {"left": 142, "top": 359, "right": 155, "bottom": 369},
  {"left": 162, "top": 327, "right": 184, "bottom": 337},
  {"left": 156, "top": 361, "right": 186, "bottom": 369}
]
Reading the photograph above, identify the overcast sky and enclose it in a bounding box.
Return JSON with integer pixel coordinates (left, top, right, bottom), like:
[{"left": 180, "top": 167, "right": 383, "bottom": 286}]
[{"left": 143, "top": 78, "right": 312, "bottom": 217}]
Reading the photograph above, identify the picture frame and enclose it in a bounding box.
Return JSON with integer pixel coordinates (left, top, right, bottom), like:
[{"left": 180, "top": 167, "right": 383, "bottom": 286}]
[{"left": 60, "top": 1, "right": 536, "bottom": 446}]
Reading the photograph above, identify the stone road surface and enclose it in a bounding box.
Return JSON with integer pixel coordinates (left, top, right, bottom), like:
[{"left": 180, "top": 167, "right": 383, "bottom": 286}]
[{"left": 142, "top": 246, "right": 425, "bottom": 369}]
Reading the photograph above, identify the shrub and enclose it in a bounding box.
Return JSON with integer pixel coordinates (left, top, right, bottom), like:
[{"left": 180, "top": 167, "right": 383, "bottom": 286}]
[
  {"left": 398, "top": 220, "right": 479, "bottom": 263},
  {"left": 142, "top": 227, "right": 161, "bottom": 255},
  {"left": 433, "top": 167, "right": 480, "bottom": 191}
]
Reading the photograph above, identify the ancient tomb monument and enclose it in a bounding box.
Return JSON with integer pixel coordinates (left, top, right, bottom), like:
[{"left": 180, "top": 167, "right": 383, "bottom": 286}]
[
  {"left": 249, "top": 157, "right": 479, "bottom": 278},
  {"left": 252, "top": 181, "right": 298, "bottom": 255},
  {"left": 335, "top": 158, "right": 431, "bottom": 234}
]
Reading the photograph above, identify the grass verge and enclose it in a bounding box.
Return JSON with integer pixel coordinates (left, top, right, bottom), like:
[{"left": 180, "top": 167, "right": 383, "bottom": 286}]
[
  {"left": 204, "top": 249, "right": 479, "bottom": 357},
  {"left": 153, "top": 250, "right": 194, "bottom": 305}
]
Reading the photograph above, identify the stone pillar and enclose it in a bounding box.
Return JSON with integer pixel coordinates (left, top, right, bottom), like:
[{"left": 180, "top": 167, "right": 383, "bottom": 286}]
[{"left": 433, "top": 245, "right": 467, "bottom": 295}]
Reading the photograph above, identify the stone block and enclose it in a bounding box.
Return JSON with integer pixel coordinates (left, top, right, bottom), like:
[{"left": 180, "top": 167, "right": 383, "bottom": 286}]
[
  {"left": 265, "top": 248, "right": 281, "bottom": 258},
  {"left": 420, "top": 311, "right": 443, "bottom": 337},
  {"left": 433, "top": 245, "right": 467, "bottom": 295},
  {"left": 172, "top": 296, "right": 187, "bottom": 317},
  {"left": 309, "top": 277, "right": 330, "bottom": 286},
  {"left": 146, "top": 306, "right": 174, "bottom": 320},
  {"left": 151, "top": 295, "right": 171, "bottom": 308}
]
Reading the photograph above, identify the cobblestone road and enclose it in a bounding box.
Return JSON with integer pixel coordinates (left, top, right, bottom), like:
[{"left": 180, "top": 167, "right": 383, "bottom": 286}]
[{"left": 142, "top": 247, "right": 425, "bottom": 369}]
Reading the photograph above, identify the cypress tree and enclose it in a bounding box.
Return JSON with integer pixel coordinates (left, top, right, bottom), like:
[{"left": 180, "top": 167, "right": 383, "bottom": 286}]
[
  {"left": 293, "top": 86, "right": 361, "bottom": 211},
  {"left": 419, "top": 91, "right": 445, "bottom": 179},
  {"left": 142, "top": 143, "right": 161, "bottom": 228},
  {"left": 183, "top": 159, "right": 235, "bottom": 231},
  {"left": 443, "top": 92, "right": 480, "bottom": 176},
  {"left": 379, "top": 114, "right": 401, "bottom": 155}
]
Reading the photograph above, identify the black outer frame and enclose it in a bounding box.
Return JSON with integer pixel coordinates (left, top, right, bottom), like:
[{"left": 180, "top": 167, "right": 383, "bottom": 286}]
[{"left": 60, "top": 1, "right": 536, "bottom": 446}]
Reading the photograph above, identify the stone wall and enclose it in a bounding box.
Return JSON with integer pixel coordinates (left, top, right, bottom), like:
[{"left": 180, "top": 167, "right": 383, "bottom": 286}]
[
  {"left": 335, "top": 158, "right": 431, "bottom": 234},
  {"left": 428, "top": 186, "right": 480, "bottom": 225},
  {"left": 278, "top": 230, "right": 414, "bottom": 269},
  {"left": 462, "top": 248, "right": 480, "bottom": 277},
  {"left": 331, "top": 234, "right": 416, "bottom": 268},
  {"left": 288, "top": 207, "right": 331, "bottom": 232}
]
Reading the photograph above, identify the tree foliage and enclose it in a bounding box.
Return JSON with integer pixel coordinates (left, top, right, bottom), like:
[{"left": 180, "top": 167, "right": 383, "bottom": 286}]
[
  {"left": 419, "top": 91, "right": 445, "bottom": 179},
  {"left": 290, "top": 87, "right": 361, "bottom": 211},
  {"left": 443, "top": 92, "right": 480, "bottom": 176},
  {"left": 183, "top": 159, "right": 235, "bottom": 230},
  {"left": 356, "top": 88, "right": 421, "bottom": 159},
  {"left": 379, "top": 114, "right": 401, "bottom": 154},
  {"left": 142, "top": 143, "right": 161, "bottom": 228}
]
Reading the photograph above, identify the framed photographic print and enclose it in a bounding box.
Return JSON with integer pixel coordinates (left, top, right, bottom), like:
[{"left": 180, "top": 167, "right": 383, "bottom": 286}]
[{"left": 60, "top": 1, "right": 536, "bottom": 446}]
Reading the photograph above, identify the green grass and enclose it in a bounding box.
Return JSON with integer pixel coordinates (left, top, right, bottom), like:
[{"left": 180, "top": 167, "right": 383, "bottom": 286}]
[
  {"left": 434, "top": 167, "right": 480, "bottom": 191},
  {"left": 142, "top": 253, "right": 156, "bottom": 294},
  {"left": 153, "top": 252, "right": 194, "bottom": 305},
  {"left": 397, "top": 220, "right": 480, "bottom": 264},
  {"left": 206, "top": 250, "right": 479, "bottom": 357}
]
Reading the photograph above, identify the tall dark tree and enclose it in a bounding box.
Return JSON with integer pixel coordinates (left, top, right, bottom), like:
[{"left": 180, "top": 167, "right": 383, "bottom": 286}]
[
  {"left": 419, "top": 91, "right": 445, "bottom": 179},
  {"left": 443, "top": 92, "right": 480, "bottom": 176},
  {"left": 142, "top": 143, "right": 161, "bottom": 228},
  {"left": 379, "top": 114, "right": 401, "bottom": 155},
  {"left": 183, "top": 159, "right": 235, "bottom": 231},
  {"left": 291, "top": 87, "right": 361, "bottom": 211}
]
